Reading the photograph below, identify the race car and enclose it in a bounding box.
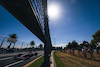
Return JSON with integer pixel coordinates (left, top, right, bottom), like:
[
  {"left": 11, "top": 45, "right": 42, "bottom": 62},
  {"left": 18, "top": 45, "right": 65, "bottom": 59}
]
[
  {"left": 13, "top": 51, "right": 38, "bottom": 60},
  {"left": 28, "top": 51, "right": 38, "bottom": 57},
  {"left": 13, "top": 54, "right": 30, "bottom": 60}
]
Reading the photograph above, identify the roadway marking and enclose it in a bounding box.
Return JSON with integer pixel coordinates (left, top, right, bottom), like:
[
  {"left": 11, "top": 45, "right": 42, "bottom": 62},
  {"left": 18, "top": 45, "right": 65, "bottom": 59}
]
[
  {"left": 23, "top": 55, "right": 44, "bottom": 67},
  {"left": 4, "top": 60, "right": 24, "bottom": 67},
  {"left": 0, "top": 57, "right": 12, "bottom": 61}
]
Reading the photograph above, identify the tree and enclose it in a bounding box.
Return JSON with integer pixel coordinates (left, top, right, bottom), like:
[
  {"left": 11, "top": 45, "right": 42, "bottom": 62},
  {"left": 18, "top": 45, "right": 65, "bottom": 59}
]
[
  {"left": 67, "top": 42, "right": 72, "bottom": 49},
  {"left": 71, "top": 40, "right": 78, "bottom": 54},
  {"left": 91, "top": 29, "right": 100, "bottom": 48},
  {"left": 91, "top": 39, "right": 97, "bottom": 48},
  {"left": 7, "top": 34, "right": 18, "bottom": 49},
  {"left": 80, "top": 41, "right": 89, "bottom": 48},
  {"left": 13, "top": 40, "right": 17, "bottom": 49},
  {"left": 80, "top": 43, "right": 83, "bottom": 48},
  {"left": 67, "top": 42, "right": 72, "bottom": 53},
  {"left": 82, "top": 41, "right": 91, "bottom": 58},
  {"left": 39, "top": 44, "right": 43, "bottom": 49},
  {"left": 92, "top": 29, "right": 100, "bottom": 42},
  {"left": 30, "top": 41, "right": 35, "bottom": 47}
]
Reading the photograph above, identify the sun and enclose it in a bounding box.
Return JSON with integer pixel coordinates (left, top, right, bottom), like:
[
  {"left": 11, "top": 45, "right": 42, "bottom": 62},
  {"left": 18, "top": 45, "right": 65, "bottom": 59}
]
[{"left": 48, "top": 4, "right": 60, "bottom": 19}]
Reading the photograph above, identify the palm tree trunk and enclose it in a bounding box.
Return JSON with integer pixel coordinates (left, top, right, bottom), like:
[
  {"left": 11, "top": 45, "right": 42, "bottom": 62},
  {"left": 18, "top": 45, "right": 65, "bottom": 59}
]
[
  {"left": 7, "top": 43, "right": 12, "bottom": 49},
  {"left": 0, "top": 40, "right": 4, "bottom": 48},
  {"left": 0, "top": 37, "right": 7, "bottom": 48},
  {"left": 13, "top": 43, "right": 15, "bottom": 48}
]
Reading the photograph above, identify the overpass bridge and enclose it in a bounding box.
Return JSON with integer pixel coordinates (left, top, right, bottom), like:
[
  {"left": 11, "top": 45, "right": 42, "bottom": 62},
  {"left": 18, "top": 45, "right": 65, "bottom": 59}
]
[{"left": 0, "top": 0, "right": 52, "bottom": 67}]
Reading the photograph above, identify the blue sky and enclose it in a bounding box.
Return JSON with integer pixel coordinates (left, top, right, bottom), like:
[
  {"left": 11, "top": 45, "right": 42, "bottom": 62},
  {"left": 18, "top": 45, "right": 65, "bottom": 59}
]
[
  {"left": 48, "top": 0, "right": 100, "bottom": 47},
  {"left": 0, "top": 0, "right": 100, "bottom": 47},
  {"left": 0, "top": 4, "right": 43, "bottom": 47}
]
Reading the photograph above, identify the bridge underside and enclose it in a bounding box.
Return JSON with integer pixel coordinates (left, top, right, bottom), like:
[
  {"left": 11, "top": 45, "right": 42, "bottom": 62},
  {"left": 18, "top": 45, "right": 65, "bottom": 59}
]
[{"left": 0, "top": 0, "right": 45, "bottom": 43}]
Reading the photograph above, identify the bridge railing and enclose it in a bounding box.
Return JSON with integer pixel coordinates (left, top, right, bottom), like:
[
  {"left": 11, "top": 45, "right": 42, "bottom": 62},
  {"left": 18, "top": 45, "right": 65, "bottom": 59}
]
[{"left": 30, "top": 0, "right": 45, "bottom": 34}]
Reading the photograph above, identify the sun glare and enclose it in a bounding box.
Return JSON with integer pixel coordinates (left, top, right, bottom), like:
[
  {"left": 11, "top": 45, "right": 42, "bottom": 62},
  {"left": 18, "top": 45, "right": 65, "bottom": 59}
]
[{"left": 48, "top": 4, "right": 60, "bottom": 19}]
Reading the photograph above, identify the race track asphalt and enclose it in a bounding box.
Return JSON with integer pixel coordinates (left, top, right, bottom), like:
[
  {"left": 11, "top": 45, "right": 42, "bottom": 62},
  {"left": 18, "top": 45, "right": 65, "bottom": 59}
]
[{"left": 0, "top": 51, "right": 44, "bottom": 67}]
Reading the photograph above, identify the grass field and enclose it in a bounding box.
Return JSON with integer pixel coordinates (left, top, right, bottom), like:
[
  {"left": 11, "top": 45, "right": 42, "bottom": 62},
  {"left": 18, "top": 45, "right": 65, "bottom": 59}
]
[
  {"left": 54, "top": 51, "right": 66, "bottom": 67},
  {"left": 28, "top": 56, "right": 44, "bottom": 67},
  {"left": 54, "top": 51, "right": 100, "bottom": 67},
  {"left": 65, "top": 50, "right": 100, "bottom": 60}
]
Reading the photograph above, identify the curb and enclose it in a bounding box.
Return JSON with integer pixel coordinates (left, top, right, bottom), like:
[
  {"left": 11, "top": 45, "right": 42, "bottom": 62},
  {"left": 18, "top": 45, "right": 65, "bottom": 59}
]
[
  {"left": 50, "top": 50, "right": 57, "bottom": 67},
  {"left": 53, "top": 51, "right": 57, "bottom": 67}
]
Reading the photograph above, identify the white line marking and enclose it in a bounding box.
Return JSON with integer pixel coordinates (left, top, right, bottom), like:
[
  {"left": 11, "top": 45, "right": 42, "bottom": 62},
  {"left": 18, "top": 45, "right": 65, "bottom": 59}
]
[
  {"left": 0, "top": 57, "right": 12, "bottom": 61},
  {"left": 4, "top": 60, "right": 24, "bottom": 67},
  {"left": 3, "top": 53, "right": 44, "bottom": 67}
]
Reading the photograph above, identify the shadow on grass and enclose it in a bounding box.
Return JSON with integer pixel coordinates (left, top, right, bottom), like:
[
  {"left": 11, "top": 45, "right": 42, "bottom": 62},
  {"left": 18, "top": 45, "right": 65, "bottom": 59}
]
[
  {"left": 62, "top": 51, "right": 100, "bottom": 61},
  {"left": 40, "top": 61, "right": 52, "bottom": 67}
]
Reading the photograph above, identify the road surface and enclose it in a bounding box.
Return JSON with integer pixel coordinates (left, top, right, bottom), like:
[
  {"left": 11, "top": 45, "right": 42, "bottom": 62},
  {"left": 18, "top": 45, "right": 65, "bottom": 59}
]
[{"left": 0, "top": 51, "right": 44, "bottom": 67}]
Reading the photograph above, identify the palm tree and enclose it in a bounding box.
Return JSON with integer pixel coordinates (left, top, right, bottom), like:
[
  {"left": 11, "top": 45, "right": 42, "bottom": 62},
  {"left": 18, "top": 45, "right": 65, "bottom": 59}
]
[
  {"left": 12, "top": 40, "right": 17, "bottom": 49},
  {"left": 39, "top": 44, "right": 43, "bottom": 48},
  {"left": 30, "top": 41, "right": 35, "bottom": 51},
  {"left": 7, "top": 34, "right": 18, "bottom": 49},
  {"left": 30, "top": 41, "right": 35, "bottom": 47}
]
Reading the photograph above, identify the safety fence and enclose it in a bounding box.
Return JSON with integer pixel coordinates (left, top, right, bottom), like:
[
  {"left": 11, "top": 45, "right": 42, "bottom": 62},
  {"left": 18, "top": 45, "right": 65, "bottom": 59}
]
[{"left": 0, "top": 35, "right": 35, "bottom": 53}]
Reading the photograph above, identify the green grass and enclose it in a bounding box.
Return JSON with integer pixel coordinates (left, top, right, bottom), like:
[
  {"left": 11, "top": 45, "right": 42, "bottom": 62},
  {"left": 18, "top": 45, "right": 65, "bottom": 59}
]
[
  {"left": 54, "top": 51, "right": 66, "bottom": 67},
  {"left": 28, "top": 56, "right": 44, "bottom": 67}
]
